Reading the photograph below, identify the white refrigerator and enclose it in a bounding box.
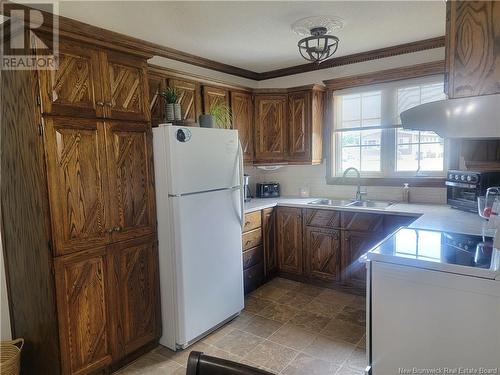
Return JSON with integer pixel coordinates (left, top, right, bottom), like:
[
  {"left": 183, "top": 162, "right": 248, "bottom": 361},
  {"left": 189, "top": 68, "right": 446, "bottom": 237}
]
[{"left": 152, "top": 125, "right": 245, "bottom": 350}]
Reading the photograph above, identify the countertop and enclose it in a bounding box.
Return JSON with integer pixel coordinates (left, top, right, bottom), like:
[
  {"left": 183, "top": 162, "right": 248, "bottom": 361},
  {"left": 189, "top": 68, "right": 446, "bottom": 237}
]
[{"left": 244, "top": 197, "right": 495, "bottom": 237}]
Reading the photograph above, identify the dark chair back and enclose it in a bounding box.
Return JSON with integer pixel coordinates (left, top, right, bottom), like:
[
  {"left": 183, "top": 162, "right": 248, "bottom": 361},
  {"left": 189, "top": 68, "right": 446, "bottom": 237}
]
[{"left": 186, "top": 351, "right": 275, "bottom": 375}]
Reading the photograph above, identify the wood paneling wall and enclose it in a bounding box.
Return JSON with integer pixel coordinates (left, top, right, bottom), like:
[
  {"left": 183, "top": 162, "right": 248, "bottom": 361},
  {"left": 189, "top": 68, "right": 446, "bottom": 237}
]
[{"left": 0, "top": 69, "right": 61, "bottom": 374}]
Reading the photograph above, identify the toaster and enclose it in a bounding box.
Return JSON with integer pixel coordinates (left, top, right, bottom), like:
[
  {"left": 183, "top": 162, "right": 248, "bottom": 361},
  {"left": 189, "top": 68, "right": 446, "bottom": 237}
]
[{"left": 255, "top": 183, "right": 280, "bottom": 198}]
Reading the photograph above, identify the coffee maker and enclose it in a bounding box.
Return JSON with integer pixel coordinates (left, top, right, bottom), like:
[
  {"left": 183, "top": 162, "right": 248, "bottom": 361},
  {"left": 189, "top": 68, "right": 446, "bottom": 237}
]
[{"left": 243, "top": 174, "right": 252, "bottom": 202}]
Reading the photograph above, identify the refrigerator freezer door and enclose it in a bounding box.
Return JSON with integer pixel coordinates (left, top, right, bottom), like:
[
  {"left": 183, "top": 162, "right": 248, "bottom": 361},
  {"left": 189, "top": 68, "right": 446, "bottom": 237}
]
[
  {"left": 171, "top": 188, "right": 244, "bottom": 346},
  {"left": 159, "top": 125, "right": 241, "bottom": 195}
]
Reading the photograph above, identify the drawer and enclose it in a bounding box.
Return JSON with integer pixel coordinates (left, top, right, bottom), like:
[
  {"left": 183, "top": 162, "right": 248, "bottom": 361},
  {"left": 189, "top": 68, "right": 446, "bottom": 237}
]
[
  {"left": 243, "top": 261, "right": 264, "bottom": 295},
  {"left": 243, "top": 211, "right": 262, "bottom": 233},
  {"left": 304, "top": 209, "right": 340, "bottom": 228},
  {"left": 242, "top": 245, "right": 263, "bottom": 270},
  {"left": 341, "top": 211, "right": 384, "bottom": 232},
  {"left": 242, "top": 228, "right": 262, "bottom": 251}
]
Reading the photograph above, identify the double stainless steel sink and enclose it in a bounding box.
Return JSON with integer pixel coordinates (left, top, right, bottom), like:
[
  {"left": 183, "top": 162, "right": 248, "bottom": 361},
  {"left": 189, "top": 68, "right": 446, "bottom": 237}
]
[{"left": 308, "top": 198, "right": 394, "bottom": 209}]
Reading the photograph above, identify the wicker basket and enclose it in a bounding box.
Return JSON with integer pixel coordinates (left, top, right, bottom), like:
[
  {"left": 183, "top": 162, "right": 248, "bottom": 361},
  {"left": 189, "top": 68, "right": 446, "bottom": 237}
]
[{"left": 0, "top": 338, "right": 23, "bottom": 375}]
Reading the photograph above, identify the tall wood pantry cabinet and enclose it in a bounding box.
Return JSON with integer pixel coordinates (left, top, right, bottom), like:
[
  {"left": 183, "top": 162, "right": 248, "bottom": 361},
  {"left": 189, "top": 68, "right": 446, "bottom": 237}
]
[{"left": 1, "top": 35, "right": 160, "bottom": 374}]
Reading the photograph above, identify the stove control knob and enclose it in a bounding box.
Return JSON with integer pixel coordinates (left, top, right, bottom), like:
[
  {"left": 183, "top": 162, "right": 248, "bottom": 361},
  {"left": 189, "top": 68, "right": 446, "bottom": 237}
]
[
  {"left": 455, "top": 174, "right": 460, "bottom": 180},
  {"left": 466, "top": 175, "right": 472, "bottom": 182},
  {"left": 449, "top": 173, "right": 454, "bottom": 179},
  {"left": 461, "top": 175, "right": 466, "bottom": 181}
]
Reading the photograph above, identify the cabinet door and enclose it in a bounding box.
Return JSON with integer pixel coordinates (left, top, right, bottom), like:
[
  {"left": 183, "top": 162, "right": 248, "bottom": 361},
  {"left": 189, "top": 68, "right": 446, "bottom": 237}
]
[
  {"left": 254, "top": 95, "right": 287, "bottom": 162},
  {"left": 446, "top": 1, "right": 500, "bottom": 98},
  {"left": 44, "top": 118, "right": 110, "bottom": 255},
  {"left": 231, "top": 91, "right": 254, "bottom": 163},
  {"left": 288, "top": 91, "right": 311, "bottom": 162},
  {"left": 202, "top": 85, "right": 229, "bottom": 113},
  {"left": 341, "top": 230, "right": 383, "bottom": 289},
  {"left": 168, "top": 78, "right": 202, "bottom": 123},
  {"left": 277, "top": 207, "right": 303, "bottom": 275},
  {"left": 107, "top": 238, "right": 160, "bottom": 358},
  {"left": 148, "top": 73, "right": 166, "bottom": 127},
  {"left": 104, "top": 122, "right": 156, "bottom": 243},
  {"left": 54, "top": 249, "right": 112, "bottom": 374},
  {"left": 101, "top": 51, "right": 150, "bottom": 121},
  {"left": 262, "top": 208, "right": 277, "bottom": 277},
  {"left": 38, "top": 39, "right": 104, "bottom": 118},
  {"left": 304, "top": 227, "right": 340, "bottom": 282}
]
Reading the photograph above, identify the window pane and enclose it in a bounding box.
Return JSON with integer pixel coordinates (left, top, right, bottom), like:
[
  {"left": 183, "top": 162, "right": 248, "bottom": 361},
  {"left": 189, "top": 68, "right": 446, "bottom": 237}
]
[
  {"left": 342, "top": 147, "right": 360, "bottom": 171},
  {"left": 420, "top": 143, "right": 444, "bottom": 171},
  {"left": 361, "top": 91, "right": 381, "bottom": 119},
  {"left": 342, "top": 95, "right": 361, "bottom": 122},
  {"left": 397, "top": 143, "right": 419, "bottom": 171},
  {"left": 362, "top": 118, "right": 381, "bottom": 127},
  {"left": 421, "top": 83, "right": 446, "bottom": 104},
  {"left": 397, "top": 86, "right": 421, "bottom": 116},
  {"left": 419, "top": 131, "right": 442, "bottom": 143},
  {"left": 361, "top": 146, "right": 381, "bottom": 172},
  {"left": 397, "top": 129, "right": 419, "bottom": 145},
  {"left": 341, "top": 131, "right": 360, "bottom": 147},
  {"left": 361, "top": 129, "right": 381, "bottom": 146},
  {"left": 342, "top": 120, "right": 361, "bottom": 129}
]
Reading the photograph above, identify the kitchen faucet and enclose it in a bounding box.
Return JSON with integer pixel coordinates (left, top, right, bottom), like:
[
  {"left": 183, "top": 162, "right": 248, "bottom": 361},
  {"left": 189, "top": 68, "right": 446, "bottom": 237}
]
[{"left": 342, "top": 167, "right": 367, "bottom": 201}]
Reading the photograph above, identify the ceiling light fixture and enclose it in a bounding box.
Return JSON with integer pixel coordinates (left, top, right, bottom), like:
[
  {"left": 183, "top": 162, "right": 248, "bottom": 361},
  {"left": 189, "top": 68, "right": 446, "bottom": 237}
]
[{"left": 292, "top": 16, "right": 344, "bottom": 63}]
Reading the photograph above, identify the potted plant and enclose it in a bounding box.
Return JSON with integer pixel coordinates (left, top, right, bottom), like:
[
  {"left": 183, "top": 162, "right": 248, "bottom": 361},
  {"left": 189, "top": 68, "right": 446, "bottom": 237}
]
[
  {"left": 199, "top": 103, "right": 232, "bottom": 129},
  {"left": 160, "top": 87, "right": 182, "bottom": 122}
]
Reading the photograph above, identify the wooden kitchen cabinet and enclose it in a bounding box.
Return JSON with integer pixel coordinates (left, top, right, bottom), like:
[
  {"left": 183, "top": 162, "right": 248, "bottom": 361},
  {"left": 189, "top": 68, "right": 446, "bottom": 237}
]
[
  {"left": 445, "top": 1, "right": 500, "bottom": 98},
  {"left": 341, "top": 230, "right": 384, "bottom": 289},
  {"left": 101, "top": 51, "right": 150, "bottom": 122},
  {"left": 202, "top": 85, "right": 230, "bottom": 113},
  {"left": 38, "top": 39, "right": 105, "bottom": 118},
  {"left": 54, "top": 248, "right": 112, "bottom": 374},
  {"left": 276, "top": 207, "right": 303, "bottom": 275},
  {"left": 231, "top": 91, "right": 254, "bottom": 163},
  {"left": 38, "top": 41, "right": 150, "bottom": 122},
  {"left": 168, "top": 78, "right": 202, "bottom": 123},
  {"left": 262, "top": 207, "right": 277, "bottom": 277},
  {"left": 104, "top": 121, "right": 156, "bottom": 243},
  {"left": 242, "top": 211, "right": 265, "bottom": 294},
  {"left": 304, "top": 226, "right": 341, "bottom": 282},
  {"left": 107, "top": 238, "right": 160, "bottom": 359},
  {"left": 254, "top": 94, "right": 288, "bottom": 163},
  {"left": 287, "top": 86, "right": 324, "bottom": 164},
  {"left": 43, "top": 117, "right": 110, "bottom": 256},
  {"left": 148, "top": 72, "right": 165, "bottom": 127}
]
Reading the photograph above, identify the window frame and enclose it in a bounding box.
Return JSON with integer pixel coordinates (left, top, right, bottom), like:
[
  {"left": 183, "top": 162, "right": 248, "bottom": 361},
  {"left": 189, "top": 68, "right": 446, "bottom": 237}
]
[{"left": 330, "top": 74, "right": 449, "bottom": 181}]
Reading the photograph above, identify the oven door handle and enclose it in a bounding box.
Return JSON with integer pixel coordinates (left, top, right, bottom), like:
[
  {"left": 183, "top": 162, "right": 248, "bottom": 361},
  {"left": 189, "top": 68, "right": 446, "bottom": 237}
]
[{"left": 445, "top": 181, "right": 477, "bottom": 189}]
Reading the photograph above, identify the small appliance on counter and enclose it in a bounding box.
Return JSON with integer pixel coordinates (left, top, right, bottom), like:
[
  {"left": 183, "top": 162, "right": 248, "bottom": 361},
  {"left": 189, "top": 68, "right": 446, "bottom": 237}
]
[
  {"left": 446, "top": 170, "right": 500, "bottom": 213},
  {"left": 256, "top": 182, "right": 280, "bottom": 198},
  {"left": 243, "top": 174, "right": 252, "bottom": 202}
]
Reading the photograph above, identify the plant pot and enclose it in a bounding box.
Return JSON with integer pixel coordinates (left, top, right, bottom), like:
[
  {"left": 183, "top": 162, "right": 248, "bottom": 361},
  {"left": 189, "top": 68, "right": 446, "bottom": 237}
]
[
  {"left": 174, "top": 103, "right": 182, "bottom": 121},
  {"left": 165, "top": 103, "right": 175, "bottom": 122},
  {"left": 199, "top": 114, "right": 215, "bottom": 128}
]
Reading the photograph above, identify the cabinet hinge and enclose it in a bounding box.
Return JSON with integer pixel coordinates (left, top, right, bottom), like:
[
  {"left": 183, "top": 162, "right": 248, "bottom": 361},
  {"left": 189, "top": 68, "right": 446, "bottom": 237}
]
[
  {"left": 38, "top": 122, "right": 44, "bottom": 136},
  {"left": 36, "top": 95, "right": 41, "bottom": 106}
]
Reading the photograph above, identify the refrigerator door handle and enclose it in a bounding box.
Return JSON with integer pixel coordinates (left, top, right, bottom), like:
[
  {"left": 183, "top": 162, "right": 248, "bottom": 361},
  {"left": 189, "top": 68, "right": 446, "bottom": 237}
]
[{"left": 238, "top": 141, "right": 245, "bottom": 230}]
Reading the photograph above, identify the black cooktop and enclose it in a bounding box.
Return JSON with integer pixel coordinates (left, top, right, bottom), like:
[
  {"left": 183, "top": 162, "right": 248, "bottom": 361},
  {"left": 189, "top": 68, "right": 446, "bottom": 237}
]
[{"left": 373, "top": 227, "right": 495, "bottom": 269}]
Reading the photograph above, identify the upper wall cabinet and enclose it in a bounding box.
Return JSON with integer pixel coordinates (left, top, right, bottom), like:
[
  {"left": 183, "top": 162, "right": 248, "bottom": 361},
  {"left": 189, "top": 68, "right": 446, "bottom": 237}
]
[
  {"left": 38, "top": 39, "right": 105, "bottom": 118},
  {"left": 148, "top": 72, "right": 165, "bottom": 127},
  {"left": 445, "top": 1, "right": 500, "bottom": 98},
  {"left": 39, "top": 41, "right": 150, "bottom": 122},
  {"left": 231, "top": 91, "right": 254, "bottom": 163},
  {"left": 254, "top": 86, "right": 325, "bottom": 165},
  {"left": 168, "top": 78, "right": 202, "bottom": 124},
  {"left": 254, "top": 94, "right": 288, "bottom": 163},
  {"left": 202, "top": 85, "right": 230, "bottom": 114}
]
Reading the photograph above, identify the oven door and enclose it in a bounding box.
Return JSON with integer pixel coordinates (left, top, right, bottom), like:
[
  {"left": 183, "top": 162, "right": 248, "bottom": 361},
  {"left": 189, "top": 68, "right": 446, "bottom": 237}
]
[{"left": 446, "top": 181, "right": 479, "bottom": 212}]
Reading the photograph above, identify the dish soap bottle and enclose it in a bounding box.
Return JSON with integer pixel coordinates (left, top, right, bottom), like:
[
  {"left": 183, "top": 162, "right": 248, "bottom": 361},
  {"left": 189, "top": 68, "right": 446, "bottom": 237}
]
[{"left": 402, "top": 183, "right": 410, "bottom": 203}]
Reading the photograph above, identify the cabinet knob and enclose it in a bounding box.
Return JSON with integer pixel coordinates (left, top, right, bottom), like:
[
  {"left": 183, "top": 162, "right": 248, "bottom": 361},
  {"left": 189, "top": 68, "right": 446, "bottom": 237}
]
[
  {"left": 96, "top": 101, "right": 105, "bottom": 106},
  {"left": 106, "top": 228, "right": 114, "bottom": 233},
  {"left": 113, "top": 226, "right": 122, "bottom": 232},
  {"left": 105, "top": 101, "right": 114, "bottom": 107}
]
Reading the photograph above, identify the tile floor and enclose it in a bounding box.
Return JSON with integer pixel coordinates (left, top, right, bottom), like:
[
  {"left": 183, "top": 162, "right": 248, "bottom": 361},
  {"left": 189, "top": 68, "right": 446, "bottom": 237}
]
[{"left": 114, "top": 278, "right": 366, "bottom": 375}]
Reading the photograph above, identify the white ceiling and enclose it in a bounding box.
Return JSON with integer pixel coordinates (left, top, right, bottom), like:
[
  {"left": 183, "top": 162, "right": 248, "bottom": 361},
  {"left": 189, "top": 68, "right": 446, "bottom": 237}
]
[{"left": 58, "top": 1, "right": 446, "bottom": 73}]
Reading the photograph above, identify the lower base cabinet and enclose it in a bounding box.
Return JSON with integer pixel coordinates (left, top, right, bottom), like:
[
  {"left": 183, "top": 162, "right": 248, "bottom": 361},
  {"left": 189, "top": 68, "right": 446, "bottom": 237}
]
[
  {"left": 54, "top": 237, "right": 161, "bottom": 374},
  {"left": 304, "top": 227, "right": 341, "bottom": 282},
  {"left": 276, "top": 207, "right": 303, "bottom": 275}
]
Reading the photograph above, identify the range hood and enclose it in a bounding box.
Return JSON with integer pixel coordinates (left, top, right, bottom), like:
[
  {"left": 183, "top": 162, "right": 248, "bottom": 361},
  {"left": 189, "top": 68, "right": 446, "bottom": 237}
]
[{"left": 400, "top": 93, "right": 500, "bottom": 139}]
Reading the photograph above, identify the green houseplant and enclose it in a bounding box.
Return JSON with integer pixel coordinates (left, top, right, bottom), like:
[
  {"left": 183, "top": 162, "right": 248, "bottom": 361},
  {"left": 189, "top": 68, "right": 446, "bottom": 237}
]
[
  {"left": 199, "top": 102, "right": 232, "bottom": 129},
  {"left": 160, "top": 87, "right": 182, "bottom": 122}
]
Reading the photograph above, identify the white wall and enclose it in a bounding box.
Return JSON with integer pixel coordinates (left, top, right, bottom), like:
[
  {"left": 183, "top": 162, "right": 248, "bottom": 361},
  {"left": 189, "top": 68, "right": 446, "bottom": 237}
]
[{"left": 0, "top": 231, "right": 12, "bottom": 340}]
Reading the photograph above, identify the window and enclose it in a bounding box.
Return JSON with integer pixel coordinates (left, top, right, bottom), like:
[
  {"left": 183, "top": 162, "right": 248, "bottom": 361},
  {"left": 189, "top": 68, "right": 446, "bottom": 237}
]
[{"left": 332, "top": 75, "right": 447, "bottom": 178}]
